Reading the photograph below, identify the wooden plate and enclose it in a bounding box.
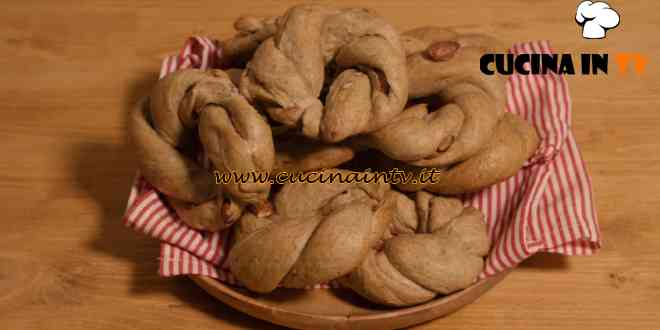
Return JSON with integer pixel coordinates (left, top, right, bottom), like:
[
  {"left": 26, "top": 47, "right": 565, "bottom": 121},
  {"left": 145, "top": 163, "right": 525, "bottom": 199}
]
[{"left": 190, "top": 270, "right": 508, "bottom": 329}]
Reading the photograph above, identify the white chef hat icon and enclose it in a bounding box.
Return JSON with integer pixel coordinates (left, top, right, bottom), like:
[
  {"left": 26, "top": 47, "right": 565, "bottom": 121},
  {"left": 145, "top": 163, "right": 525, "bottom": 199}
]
[{"left": 576, "top": 1, "right": 620, "bottom": 39}]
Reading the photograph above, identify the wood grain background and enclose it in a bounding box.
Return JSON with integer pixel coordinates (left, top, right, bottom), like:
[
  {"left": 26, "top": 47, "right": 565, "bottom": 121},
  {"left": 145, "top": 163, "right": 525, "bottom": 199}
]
[{"left": 0, "top": 0, "right": 658, "bottom": 329}]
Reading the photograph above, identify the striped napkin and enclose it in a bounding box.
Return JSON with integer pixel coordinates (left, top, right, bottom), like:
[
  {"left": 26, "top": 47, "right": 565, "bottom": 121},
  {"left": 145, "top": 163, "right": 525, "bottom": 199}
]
[{"left": 124, "top": 36, "right": 600, "bottom": 284}]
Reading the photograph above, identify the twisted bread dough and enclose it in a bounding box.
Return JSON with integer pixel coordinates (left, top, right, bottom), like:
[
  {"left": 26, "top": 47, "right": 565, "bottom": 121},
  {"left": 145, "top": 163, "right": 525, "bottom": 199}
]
[
  {"left": 228, "top": 176, "right": 489, "bottom": 306},
  {"left": 129, "top": 7, "right": 539, "bottom": 306},
  {"left": 129, "top": 69, "right": 274, "bottom": 231},
  {"left": 239, "top": 4, "right": 408, "bottom": 142},
  {"left": 355, "top": 27, "right": 539, "bottom": 194},
  {"left": 396, "top": 112, "right": 540, "bottom": 194},
  {"left": 228, "top": 170, "right": 391, "bottom": 292},
  {"left": 357, "top": 27, "right": 506, "bottom": 166},
  {"left": 341, "top": 191, "right": 490, "bottom": 307},
  {"left": 211, "top": 67, "right": 357, "bottom": 175}
]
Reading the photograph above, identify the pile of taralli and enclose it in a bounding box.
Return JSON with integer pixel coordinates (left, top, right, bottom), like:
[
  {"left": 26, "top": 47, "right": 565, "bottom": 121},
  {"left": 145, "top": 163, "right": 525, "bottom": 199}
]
[{"left": 129, "top": 4, "right": 539, "bottom": 307}]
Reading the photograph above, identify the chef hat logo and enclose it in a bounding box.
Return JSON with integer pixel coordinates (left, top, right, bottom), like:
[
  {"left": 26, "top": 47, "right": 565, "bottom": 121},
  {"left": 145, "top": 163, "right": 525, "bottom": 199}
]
[{"left": 576, "top": 1, "right": 620, "bottom": 39}]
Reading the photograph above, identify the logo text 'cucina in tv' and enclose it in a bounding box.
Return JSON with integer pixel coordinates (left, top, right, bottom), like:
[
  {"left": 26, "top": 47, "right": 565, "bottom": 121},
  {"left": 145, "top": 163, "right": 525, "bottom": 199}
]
[
  {"left": 480, "top": 53, "right": 609, "bottom": 75},
  {"left": 480, "top": 53, "right": 648, "bottom": 75}
]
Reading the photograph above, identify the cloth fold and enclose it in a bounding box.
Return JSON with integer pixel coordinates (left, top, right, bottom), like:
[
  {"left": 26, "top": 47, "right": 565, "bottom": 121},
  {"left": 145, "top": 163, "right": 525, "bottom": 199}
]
[{"left": 123, "top": 37, "right": 600, "bottom": 284}]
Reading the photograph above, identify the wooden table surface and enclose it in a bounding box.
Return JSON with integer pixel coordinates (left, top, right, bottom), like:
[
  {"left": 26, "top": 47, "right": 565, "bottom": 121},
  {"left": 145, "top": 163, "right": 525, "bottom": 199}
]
[{"left": 1, "top": 0, "right": 658, "bottom": 329}]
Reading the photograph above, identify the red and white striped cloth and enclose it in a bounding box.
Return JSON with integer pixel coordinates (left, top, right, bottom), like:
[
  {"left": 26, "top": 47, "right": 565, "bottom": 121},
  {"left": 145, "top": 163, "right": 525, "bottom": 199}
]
[{"left": 124, "top": 37, "right": 600, "bottom": 283}]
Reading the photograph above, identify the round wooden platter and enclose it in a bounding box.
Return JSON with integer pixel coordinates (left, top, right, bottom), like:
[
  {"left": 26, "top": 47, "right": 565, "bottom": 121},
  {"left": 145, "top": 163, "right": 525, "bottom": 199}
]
[{"left": 190, "top": 270, "right": 509, "bottom": 330}]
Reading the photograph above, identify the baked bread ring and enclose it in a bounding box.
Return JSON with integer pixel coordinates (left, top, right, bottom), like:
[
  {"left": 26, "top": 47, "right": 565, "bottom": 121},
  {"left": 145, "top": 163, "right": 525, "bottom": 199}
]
[
  {"left": 239, "top": 4, "right": 408, "bottom": 142},
  {"left": 129, "top": 69, "right": 275, "bottom": 231},
  {"left": 341, "top": 191, "right": 490, "bottom": 307}
]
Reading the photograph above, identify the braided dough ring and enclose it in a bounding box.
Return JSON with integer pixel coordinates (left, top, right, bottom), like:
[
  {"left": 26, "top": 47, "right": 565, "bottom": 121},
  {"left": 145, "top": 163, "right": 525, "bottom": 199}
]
[
  {"left": 356, "top": 27, "right": 505, "bottom": 166},
  {"left": 340, "top": 191, "right": 490, "bottom": 307},
  {"left": 227, "top": 170, "right": 392, "bottom": 292},
  {"left": 239, "top": 4, "right": 408, "bottom": 142},
  {"left": 129, "top": 69, "right": 275, "bottom": 231},
  {"left": 359, "top": 27, "right": 539, "bottom": 194}
]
